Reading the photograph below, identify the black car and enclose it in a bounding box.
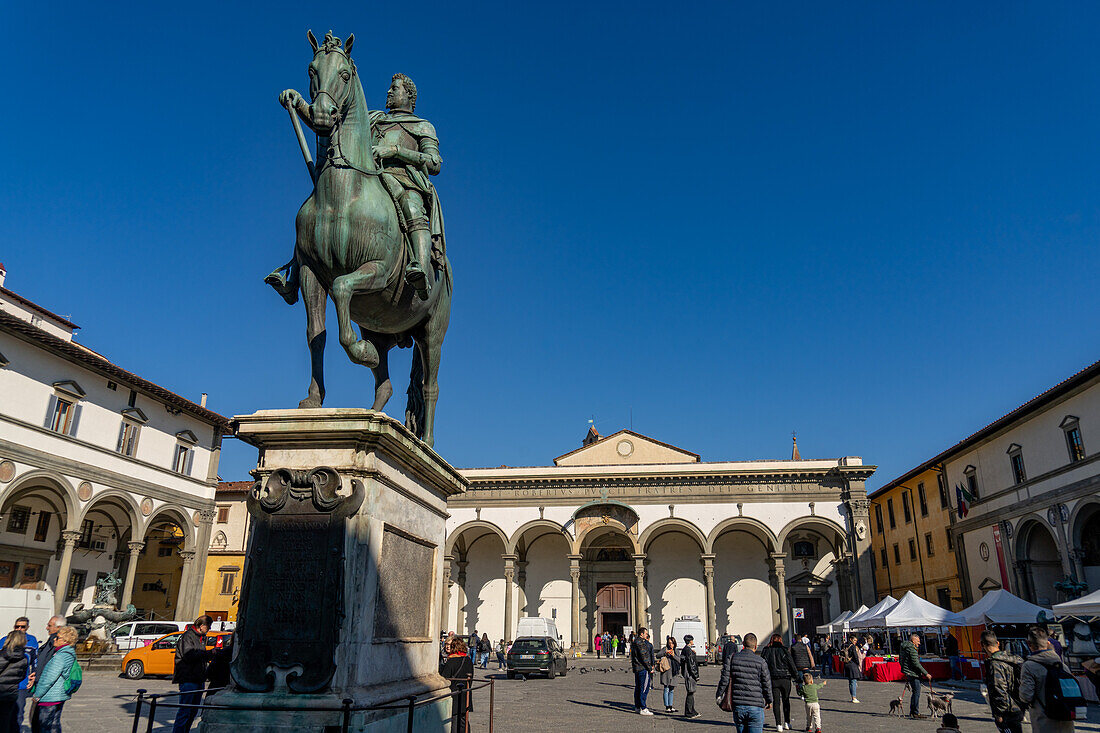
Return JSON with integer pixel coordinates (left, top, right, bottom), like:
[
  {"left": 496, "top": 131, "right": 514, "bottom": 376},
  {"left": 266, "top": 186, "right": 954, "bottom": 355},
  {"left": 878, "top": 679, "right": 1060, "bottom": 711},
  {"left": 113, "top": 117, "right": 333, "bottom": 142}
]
[{"left": 506, "top": 636, "right": 568, "bottom": 679}]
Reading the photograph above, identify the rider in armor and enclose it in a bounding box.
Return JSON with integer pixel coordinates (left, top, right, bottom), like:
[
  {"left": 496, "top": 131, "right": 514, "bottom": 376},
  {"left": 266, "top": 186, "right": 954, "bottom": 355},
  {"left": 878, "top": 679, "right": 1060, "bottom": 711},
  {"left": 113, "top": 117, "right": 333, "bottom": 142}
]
[{"left": 266, "top": 72, "right": 443, "bottom": 302}]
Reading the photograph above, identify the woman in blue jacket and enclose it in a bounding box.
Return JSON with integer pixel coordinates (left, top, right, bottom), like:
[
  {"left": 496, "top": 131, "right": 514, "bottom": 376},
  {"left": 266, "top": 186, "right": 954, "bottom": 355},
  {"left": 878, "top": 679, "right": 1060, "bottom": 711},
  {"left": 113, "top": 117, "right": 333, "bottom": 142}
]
[{"left": 31, "top": 626, "right": 78, "bottom": 733}]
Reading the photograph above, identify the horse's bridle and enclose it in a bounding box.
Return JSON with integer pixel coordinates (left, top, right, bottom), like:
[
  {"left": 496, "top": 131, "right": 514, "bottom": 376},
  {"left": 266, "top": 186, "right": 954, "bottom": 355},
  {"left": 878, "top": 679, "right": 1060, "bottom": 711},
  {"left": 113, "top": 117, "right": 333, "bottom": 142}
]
[{"left": 310, "top": 64, "right": 380, "bottom": 179}]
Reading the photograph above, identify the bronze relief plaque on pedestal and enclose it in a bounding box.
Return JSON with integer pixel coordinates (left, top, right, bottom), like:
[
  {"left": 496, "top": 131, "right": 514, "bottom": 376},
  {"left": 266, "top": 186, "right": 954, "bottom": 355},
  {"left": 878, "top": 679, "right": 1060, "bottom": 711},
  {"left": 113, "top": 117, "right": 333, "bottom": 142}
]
[{"left": 232, "top": 467, "right": 363, "bottom": 694}]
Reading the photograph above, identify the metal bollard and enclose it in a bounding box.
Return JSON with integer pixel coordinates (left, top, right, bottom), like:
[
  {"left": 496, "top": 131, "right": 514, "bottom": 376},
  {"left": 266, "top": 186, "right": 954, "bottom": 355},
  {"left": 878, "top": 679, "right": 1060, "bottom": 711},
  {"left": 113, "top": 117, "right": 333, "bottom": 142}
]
[
  {"left": 405, "top": 695, "right": 416, "bottom": 733},
  {"left": 145, "top": 695, "right": 159, "bottom": 733},
  {"left": 132, "top": 689, "right": 147, "bottom": 733},
  {"left": 341, "top": 698, "right": 353, "bottom": 733},
  {"left": 488, "top": 678, "right": 495, "bottom": 733}
]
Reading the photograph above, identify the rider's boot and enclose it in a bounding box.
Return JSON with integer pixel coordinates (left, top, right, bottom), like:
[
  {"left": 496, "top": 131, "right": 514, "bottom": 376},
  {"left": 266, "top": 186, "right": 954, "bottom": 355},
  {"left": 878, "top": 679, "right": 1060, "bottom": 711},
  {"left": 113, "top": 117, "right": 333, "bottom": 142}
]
[
  {"left": 404, "top": 220, "right": 432, "bottom": 301},
  {"left": 265, "top": 258, "right": 300, "bottom": 306}
]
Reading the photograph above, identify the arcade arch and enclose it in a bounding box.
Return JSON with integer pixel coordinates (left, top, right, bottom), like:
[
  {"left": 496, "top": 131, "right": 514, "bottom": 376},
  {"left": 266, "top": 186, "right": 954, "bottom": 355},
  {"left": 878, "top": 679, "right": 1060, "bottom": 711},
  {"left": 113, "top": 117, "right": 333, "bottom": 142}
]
[
  {"left": 1073, "top": 501, "right": 1100, "bottom": 590},
  {"left": 1016, "top": 519, "right": 1064, "bottom": 606}
]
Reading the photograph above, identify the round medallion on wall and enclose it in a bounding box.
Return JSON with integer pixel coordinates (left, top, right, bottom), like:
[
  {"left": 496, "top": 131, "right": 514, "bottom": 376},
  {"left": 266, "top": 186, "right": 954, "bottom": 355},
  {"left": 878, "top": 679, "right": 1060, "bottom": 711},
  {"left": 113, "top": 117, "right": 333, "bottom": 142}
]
[
  {"left": 141, "top": 497, "right": 154, "bottom": 516},
  {"left": 77, "top": 482, "right": 93, "bottom": 501},
  {"left": 0, "top": 460, "right": 15, "bottom": 483},
  {"left": 616, "top": 439, "right": 634, "bottom": 458},
  {"left": 979, "top": 542, "right": 990, "bottom": 561}
]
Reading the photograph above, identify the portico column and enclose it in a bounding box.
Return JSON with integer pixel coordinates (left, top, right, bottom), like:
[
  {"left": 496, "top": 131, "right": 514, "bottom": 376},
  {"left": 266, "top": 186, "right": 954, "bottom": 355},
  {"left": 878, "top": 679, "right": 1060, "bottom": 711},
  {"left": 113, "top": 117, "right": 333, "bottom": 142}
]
[
  {"left": 441, "top": 556, "right": 454, "bottom": 634},
  {"left": 770, "top": 553, "right": 790, "bottom": 640},
  {"left": 502, "top": 554, "right": 517, "bottom": 643},
  {"left": 515, "top": 559, "right": 528, "bottom": 618},
  {"left": 455, "top": 560, "right": 468, "bottom": 633},
  {"left": 701, "top": 553, "right": 717, "bottom": 649},
  {"left": 633, "top": 554, "right": 647, "bottom": 631},
  {"left": 175, "top": 550, "right": 196, "bottom": 621},
  {"left": 568, "top": 554, "right": 582, "bottom": 650},
  {"left": 53, "top": 530, "right": 82, "bottom": 615},
  {"left": 121, "top": 541, "right": 145, "bottom": 607}
]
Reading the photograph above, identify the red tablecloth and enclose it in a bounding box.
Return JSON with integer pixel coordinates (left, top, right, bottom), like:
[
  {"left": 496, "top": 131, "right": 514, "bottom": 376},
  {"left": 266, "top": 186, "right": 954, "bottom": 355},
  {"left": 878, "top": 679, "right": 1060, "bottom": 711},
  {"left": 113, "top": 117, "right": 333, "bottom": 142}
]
[
  {"left": 868, "top": 660, "right": 903, "bottom": 682},
  {"left": 922, "top": 659, "right": 950, "bottom": 680},
  {"left": 862, "top": 655, "right": 885, "bottom": 675},
  {"left": 832, "top": 656, "right": 843, "bottom": 674},
  {"left": 961, "top": 658, "right": 983, "bottom": 681}
]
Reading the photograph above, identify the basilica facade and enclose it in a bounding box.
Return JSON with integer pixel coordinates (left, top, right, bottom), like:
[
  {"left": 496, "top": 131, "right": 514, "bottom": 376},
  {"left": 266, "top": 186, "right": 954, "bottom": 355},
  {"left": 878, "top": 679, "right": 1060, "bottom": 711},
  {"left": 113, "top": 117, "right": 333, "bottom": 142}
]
[{"left": 444, "top": 428, "right": 877, "bottom": 650}]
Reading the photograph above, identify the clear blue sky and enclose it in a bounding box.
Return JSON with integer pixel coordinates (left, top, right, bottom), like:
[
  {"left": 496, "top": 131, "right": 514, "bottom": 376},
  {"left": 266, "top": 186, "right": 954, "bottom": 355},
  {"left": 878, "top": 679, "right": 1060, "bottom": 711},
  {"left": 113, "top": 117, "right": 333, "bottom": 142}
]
[{"left": 4, "top": 2, "right": 1099, "bottom": 487}]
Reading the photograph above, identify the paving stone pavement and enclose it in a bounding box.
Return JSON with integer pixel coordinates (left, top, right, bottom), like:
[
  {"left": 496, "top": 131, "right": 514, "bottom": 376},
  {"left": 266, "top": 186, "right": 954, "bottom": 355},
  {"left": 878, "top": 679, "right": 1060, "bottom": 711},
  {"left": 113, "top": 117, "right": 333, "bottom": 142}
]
[{"left": 66, "top": 660, "right": 1100, "bottom": 732}]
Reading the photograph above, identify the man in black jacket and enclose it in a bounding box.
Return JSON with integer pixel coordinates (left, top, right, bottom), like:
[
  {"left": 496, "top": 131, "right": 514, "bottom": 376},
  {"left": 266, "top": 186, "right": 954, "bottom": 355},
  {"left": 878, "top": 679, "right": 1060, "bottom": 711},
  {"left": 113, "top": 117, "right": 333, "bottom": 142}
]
[
  {"left": 630, "top": 627, "right": 656, "bottom": 715},
  {"left": 716, "top": 632, "right": 772, "bottom": 730},
  {"left": 980, "top": 631, "right": 1024, "bottom": 733},
  {"left": 680, "top": 635, "right": 701, "bottom": 719},
  {"left": 172, "top": 615, "right": 212, "bottom": 733},
  {"left": 790, "top": 635, "right": 815, "bottom": 698}
]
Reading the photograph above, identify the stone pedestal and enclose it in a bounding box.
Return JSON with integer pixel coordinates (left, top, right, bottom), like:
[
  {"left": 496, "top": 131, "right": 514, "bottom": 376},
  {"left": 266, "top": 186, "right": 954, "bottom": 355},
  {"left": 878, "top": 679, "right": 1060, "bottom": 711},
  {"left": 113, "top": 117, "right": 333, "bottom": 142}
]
[{"left": 200, "top": 409, "right": 467, "bottom": 732}]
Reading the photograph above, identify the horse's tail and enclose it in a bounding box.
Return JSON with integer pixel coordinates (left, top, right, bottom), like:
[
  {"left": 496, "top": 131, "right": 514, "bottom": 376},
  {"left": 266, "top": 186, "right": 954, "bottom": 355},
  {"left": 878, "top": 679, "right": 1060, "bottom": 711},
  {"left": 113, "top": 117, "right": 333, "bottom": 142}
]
[{"left": 405, "top": 341, "right": 425, "bottom": 437}]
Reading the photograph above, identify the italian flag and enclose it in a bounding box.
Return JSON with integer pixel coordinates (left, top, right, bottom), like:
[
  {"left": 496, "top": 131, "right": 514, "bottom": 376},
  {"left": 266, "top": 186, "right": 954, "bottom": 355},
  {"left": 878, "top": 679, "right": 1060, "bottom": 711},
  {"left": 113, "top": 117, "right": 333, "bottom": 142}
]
[{"left": 956, "top": 483, "right": 973, "bottom": 518}]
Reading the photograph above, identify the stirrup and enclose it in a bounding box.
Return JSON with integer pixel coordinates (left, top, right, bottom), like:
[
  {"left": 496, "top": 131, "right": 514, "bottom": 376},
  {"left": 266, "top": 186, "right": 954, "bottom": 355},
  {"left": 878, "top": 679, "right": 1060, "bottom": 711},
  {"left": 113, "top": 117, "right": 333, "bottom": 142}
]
[{"left": 405, "top": 264, "right": 430, "bottom": 300}]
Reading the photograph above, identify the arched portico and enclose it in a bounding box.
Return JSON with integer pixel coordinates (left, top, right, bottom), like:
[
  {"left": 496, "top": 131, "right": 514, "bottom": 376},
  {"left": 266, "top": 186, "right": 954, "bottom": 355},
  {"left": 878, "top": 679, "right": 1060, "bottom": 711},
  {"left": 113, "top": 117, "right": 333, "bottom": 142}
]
[
  {"left": 1016, "top": 518, "right": 1065, "bottom": 605},
  {"left": 1070, "top": 500, "right": 1100, "bottom": 591},
  {"left": 641, "top": 520, "right": 707, "bottom": 643},
  {"left": 777, "top": 517, "right": 848, "bottom": 638}
]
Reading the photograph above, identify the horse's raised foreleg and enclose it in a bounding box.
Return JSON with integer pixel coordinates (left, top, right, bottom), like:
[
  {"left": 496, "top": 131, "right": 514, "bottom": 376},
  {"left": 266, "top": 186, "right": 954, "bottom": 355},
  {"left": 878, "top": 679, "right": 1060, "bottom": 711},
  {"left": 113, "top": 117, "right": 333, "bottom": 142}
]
[
  {"left": 362, "top": 330, "right": 397, "bottom": 411},
  {"left": 299, "top": 263, "right": 327, "bottom": 408},
  {"left": 330, "top": 262, "right": 388, "bottom": 368}
]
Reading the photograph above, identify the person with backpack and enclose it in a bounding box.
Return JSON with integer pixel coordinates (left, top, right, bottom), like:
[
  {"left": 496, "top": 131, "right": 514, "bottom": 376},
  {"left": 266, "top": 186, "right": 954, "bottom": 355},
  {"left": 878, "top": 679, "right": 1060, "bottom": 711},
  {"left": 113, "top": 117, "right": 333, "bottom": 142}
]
[
  {"left": 790, "top": 635, "right": 815, "bottom": 698},
  {"left": 657, "top": 637, "right": 680, "bottom": 713},
  {"left": 29, "top": 626, "right": 78, "bottom": 733},
  {"left": 980, "top": 630, "right": 1024, "bottom": 733},
  {"left": 1019, "top": 626, "right": 1083, "bottom": 733}
]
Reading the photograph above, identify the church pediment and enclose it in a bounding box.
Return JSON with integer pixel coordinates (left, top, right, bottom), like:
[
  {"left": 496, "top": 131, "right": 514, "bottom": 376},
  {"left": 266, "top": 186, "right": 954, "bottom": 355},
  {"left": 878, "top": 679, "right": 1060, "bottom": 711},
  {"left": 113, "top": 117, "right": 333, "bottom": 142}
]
[{"left": 554, "top": 430, "right": 700, "bottom": 466}]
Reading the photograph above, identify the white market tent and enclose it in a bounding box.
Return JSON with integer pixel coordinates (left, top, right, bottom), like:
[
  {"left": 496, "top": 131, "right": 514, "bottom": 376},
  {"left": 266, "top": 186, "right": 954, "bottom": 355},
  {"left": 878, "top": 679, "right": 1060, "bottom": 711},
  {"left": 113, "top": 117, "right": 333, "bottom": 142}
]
[
  {"left": 1053, "top": 588, "right": 1100, "bottom": 618},
  {"left": 816, "top": 605, "right": 868, "bottom": 634},
  {"left": 851, "top": 591, "right": 965, "bottom": 628},
  {"left": 845, "top": 595, "right": 897, "bottom": 626},
  {"left": 957, "top": 589, "right": 1051, "bottom": 626}
]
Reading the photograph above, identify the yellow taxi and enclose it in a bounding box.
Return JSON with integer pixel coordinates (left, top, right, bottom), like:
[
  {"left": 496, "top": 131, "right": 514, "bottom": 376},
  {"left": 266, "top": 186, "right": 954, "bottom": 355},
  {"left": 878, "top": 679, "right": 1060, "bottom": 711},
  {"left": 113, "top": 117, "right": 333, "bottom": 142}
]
[{"left": 121, "top": 629, "right": 231, "bottom": 679}]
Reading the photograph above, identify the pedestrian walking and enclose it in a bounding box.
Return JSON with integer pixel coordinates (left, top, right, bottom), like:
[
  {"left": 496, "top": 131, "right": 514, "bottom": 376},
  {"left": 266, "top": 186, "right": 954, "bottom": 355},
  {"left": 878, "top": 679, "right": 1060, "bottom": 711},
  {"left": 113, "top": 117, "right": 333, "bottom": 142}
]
[
  {"left": 760, "top": 633, "right": 798, "bottom": 730},
  {"left": 611, "top": 634, "right": 619, "bottom": 659},
  {"left": 1019, "top": 626, "right": 1078, "bottom": 733},
  {"left": 980, "top": 630, "right": 1024, "bottom": 733},
  {"left": 29, "top": 626, "right": 77, "bottom": 733},
  {"left": 594, "top": 633, "right": 602, "bottom": 659},
  {"left": 495, "top": 639, "right": 506, "bottom": 669},
  {"left": 171, "top": 616, "right": 212, "bottom": 733},
  {"left": 0, "top": 629, "right": 29, "bottom": 733},
  {"left": 9, "top": 617, "right": 36, "bottom": 732},
  {"left": 820, "top": 637, "right": 834, "bottom": 678},
  {"left": 440, "top": 638, "right": 474, "bottom": 733},
  {"left": 900, "top": 632, "right": 931, "bottom": 719},
  {"left": 841, "top": 634, "right": 863, "bottom": 703},
  {"left": 477, "top": 633, "right": 491, "bottom": 668},
  {"left": 945, "top": 632, "right": 962, "bottom": 680},
  {"left": 800, "top": 672, "right": 825, "bottom": 733},
  {"left": 680, "top": 635, "right": 700, "bottom": 719},
  {"left": 467, "top": 630, "right": 478, "bottom": 664},
  {"left": 790, "top": 635, "right": 815, "bottom": 698},
  {"left": 658, "top": 637, "right": 680, "bottom": 713},
  {"left": 630, "top": 627, "right": 656, "bottom": 715},
  {"left": 715, "top": 632, "right": 772, "bottom": 733}
]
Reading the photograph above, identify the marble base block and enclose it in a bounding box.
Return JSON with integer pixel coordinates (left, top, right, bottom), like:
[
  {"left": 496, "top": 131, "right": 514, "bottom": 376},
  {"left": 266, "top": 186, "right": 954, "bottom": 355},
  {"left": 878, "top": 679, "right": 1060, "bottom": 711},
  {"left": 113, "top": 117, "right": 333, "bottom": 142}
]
[{"left": 199, "top": 409, "right": 467, "bottom": 732}]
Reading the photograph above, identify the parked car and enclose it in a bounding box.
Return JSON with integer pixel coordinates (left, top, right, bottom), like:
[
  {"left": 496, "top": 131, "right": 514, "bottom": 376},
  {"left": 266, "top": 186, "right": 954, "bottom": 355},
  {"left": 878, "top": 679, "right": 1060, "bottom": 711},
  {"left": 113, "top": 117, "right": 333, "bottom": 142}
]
[
  {"left": 111, "top": 621, "right": 189, "bottom": 652},
  {"left": 121, "top": 630, "right": 232, "bottom": 680},
  {"left": 506, "top": 636, "right": 568, "bottom": 679},
  {"left": 716, "top": 634, "right": 743, "bottom": 664}
]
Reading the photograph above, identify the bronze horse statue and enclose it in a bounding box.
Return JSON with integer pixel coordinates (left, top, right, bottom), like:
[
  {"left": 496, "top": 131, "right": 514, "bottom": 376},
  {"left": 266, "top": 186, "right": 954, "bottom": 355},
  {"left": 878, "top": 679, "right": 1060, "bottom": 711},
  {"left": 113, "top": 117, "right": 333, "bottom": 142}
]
[{"left": 269, "top": 31, "right": 452, "bottom": 446}]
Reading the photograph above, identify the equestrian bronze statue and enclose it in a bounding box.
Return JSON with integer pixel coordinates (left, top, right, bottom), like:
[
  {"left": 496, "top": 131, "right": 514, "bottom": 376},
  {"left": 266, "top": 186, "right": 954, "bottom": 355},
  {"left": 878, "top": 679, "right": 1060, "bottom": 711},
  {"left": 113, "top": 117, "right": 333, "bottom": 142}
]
[{"left": 266, "top": 30, "right": 452, "bottom": 446}]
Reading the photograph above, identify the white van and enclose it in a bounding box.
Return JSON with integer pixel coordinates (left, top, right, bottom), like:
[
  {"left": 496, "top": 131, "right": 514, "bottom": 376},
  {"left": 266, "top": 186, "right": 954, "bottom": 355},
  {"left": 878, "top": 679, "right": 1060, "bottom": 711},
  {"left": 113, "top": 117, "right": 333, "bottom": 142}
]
[
  {"left": 111, "top": 620, "right": 189, "bottom": 651},
  {"left": 669, "top": 615, "right": 708, "bottom": 663},
  {"left": 0, "top": 587, "right": 54, "bottom": 638},
  {"left": 515, "top": 617, "right": 559, "bottom": 641}
]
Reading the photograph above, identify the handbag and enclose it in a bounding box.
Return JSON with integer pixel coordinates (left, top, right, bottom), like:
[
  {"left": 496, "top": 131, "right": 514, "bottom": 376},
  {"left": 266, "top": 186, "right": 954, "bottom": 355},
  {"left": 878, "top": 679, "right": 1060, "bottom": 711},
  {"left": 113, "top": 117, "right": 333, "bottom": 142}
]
[{"left": 718, "top": 678, "right": 734, "bottom": 712}]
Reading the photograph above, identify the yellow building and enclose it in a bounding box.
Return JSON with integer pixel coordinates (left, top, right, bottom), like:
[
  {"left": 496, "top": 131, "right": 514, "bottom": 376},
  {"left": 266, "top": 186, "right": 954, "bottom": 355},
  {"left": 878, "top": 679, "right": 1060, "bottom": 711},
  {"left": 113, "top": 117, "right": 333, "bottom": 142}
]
[
  {"left": 870, "top": 465, "right": 963, "bottom": 610},
  {"left": 198, "top": 482, "right": 252, "bottom": 622}
]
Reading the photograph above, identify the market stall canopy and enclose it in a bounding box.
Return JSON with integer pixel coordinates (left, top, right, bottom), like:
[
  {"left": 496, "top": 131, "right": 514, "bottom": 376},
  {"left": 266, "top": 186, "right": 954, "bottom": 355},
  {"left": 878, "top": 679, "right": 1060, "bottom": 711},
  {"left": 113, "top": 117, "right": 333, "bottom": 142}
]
[
  {"left": 846, "top": 595, "right": 897, "bottom": 626},
  {"left": 957, "top": 589, "right": 1052, "bottom": 626},
  {"left": 816, "top": 606, "right": 867, "bottom": 634},
  {"left": 1053, "top": 588, "right": 1100, "bottom": 618},
  {"left": 851, "top": 591, "right": 964, "bottom": 628}
]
